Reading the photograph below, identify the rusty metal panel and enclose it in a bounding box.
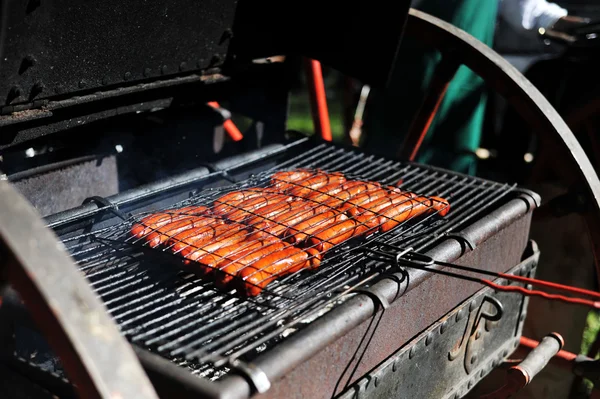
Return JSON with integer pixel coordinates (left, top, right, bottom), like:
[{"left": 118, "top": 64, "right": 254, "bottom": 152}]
[{"left": 336, "top": 247, "right": 536, "bottom": 399}]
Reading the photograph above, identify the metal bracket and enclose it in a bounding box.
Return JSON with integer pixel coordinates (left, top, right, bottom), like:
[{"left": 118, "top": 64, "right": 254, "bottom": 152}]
[
  {"left": 354, "top": 288, "right": 391, "bottom": 310},
  {"left": 228, "top": 358, "right": 271, "bottom": 394},
  {"left": 81, "top": 195, "right": 128, "bottom": 220},
  {"left": 444, "top": 232, "right": 476, "bottom": 251}
]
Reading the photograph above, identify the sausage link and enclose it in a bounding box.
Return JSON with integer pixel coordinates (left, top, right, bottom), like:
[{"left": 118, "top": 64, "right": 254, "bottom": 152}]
[
  {"left": 222, "top": 194, "right": 291, "bottom": 222},
  {"left": 145, "top": 216, "right": 218, "bottom": 248},
  {"left": 237, "top": 247, "right": 320, "bottom": 297},
  {"left": 271, "top": 169, "right": 315, "bottom": 189},
  {"left": 212, "top": 189, "right": 279, "bottom": 215},
  {"left": 192, "top": 237, "right": 280, "bottom": 277},
  {"left": 169, "top": 223, "right": 242, "bottom": 253},
  {"left": 131, "top": 205, "right": 209, "bottom": 238},
  {"left": 284, "top": 210, "right": 347, "bottom": 243},
  {"left": 243, "top": 200, "right": 302, "bottom": 227},
  {"left": 304, "top": 183, "right": 345, "bottom": 203},
  {"left": 307, "top": 219, "right": 365, "bottom": 252},
  {"left": 288, "top": 173, "right": 346, "bottom": 197},
  {"left": 215, "top": 242, "right": 290, "bottom": 289},
  {"left": 321, "top": 181, "right": 381, "bottom": 208},
  {"left": 248, "top": 205, "right": 328, "bottom": 239},
  {"left": 180, "top": 229, "right": 252, "bottom": 262},
  {"left": 379, "top": 196, "right": 450, "bottom": 232},
  {"left": 339, "top": 189, "right": 390, "bottom": 216},
  {"left": 352, "top": 193, "right": 414, "bottom": 218}
]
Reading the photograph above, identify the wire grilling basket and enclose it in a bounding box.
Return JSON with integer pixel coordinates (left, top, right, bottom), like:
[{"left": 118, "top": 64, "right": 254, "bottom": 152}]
[{"left": 58, "top": 142, "right": 518, "bottom": 380}]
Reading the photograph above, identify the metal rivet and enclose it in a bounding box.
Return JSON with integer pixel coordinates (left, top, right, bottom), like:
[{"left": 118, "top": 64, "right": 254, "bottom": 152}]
[
  {"left": 502, "top": 350, "right": 509, "bottom": 358},
  {"left": 471, "top": 355, "right": 477, "bottom": 365},
  {"left": 470, "top": 300, "right": 477, "bottom": 312},
  {"left": 161, "top": 65, "right": 168, "bottom": 74},
  {"left": 143, "top": 68, "right": 152, "bottom": 77},
  {"left": 441, "top": 320, "right": 449, "bottom": 334},
  {"left": 479, "top": 369, "right": 485, "bottom": 378},
  {"left": 124, "top": 72, "right": 132, "bottom": 80},
  {"left": 78, "top": 80, "right": 87, "bottom": 88},
  {"left": 179, "top": 62, "right": 187, "bottom": 71},
  {"left": 426, "top": 332, "right": 434, "bottom": 346},
  {"left": 456, "top": 308, "right": 466, "bottom": 322},
  {"left": 409, "top": 346, "right": 416, "bottom": 359}
]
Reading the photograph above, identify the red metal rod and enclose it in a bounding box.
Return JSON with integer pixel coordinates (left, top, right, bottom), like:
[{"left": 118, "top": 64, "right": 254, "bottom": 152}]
[
  {"left": 207, "top": 101, "right": 244, "bottom": 142},
  {"left": 304, "top": 58, "right": 333, "bottom": 141},
  {"left": 433, "top": 259, "right": 600, "bottom": 301},
  {"left": 483, "top": 280, "right": 600, "bottom": 309}
]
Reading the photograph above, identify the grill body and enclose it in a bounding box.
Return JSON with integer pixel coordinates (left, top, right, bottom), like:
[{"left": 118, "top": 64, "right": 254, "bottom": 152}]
[{"left": 3, "top": 139, "right": 538, "bottom": 399}]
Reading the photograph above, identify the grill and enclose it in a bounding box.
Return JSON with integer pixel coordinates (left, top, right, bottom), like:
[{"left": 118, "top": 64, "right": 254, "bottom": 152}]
[
  {"left": 7, "top": 1, "right": 591, "bottom": 398},
  {"left": 31, "top": 137, "right": 537, "bottom": 398}
]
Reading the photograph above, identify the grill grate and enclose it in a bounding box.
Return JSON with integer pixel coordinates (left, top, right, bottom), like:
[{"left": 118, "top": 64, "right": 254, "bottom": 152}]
[{"left": 56, "top": 141, "right": 516, "bottom": 380}]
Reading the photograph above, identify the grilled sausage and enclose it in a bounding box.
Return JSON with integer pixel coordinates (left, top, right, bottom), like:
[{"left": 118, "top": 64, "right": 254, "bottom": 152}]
[
  {"left": 131, "top": 205, "right": 209, "bottom": 238},
  {"left": 212, "top": 189, "right": 279, "bottom": 215},
  {"left": 215, "top": 241, "right": 290, "bottom": 289},
  {"left": 321, "top": 181, "right": 381, "bottom": 208},
  {"left": 339, "top": 189, "right": 390, "bottom": 216},
  {"left": 168, "top": 223, "right": 242, "bottom": 253},
  {"left": 304, "top": 183, "right": 345, "bottom": 203},
  {"left": 192, "top": 237, "right": 280, "bottom": 277},
  {"left": 284, "top": 210, "right": 347, "bottom": 243},
  {"left": 306, "top": 219, "right": 369, "bottom": 252},
  {"left": 378, "top": 196, "right": 450, "bottom": 232},
  {"left": 180, "top": 228, "right": 252, "bottom": 262},
  {"left": 271, "top": 169, "right": 315, "bottom": 190},
  {"left": 243, "top": 200, "right": 303, "bottom": 227},
  {"left": 248, "top": 204, "right": 329, "bottom": 239},
  {"left": 221, "top": 194, "right": 292, "bottom": 222},
  {"left": 351, "top": 193, "right": 414, "bottom": 218},
  {"left": 237, "top": 247, "right": 321, "bottom": 297},
  {"left": 145, "top": 216, "right": 220, "bottom": 248},
  {"left": 288, "top": 172, "right": 346, "bottom": 197}
]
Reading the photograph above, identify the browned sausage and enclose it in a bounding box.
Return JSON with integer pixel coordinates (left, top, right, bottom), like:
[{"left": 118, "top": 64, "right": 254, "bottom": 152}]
[
  {"left": 306, "top": 219, "right": 368, "bottom": 252},
  {"left": 131, "top": 205, "right": 209, "bottom": 238},
  {"left": 180, "top": 228, "right": 252, "bottom": 262},
  {"left": 224, "top": 194, "right": 292, "bottom": 222},
  {"left": 339, "top": 189, "right": 390, "bottom": 216},
  {"left": 304, "top": 183, "right": 345, "bottom": 202},
  {"left": 212, "top": 189, "right": 278, "bottom": 215},
  {"left": 321, "top": 181, "right": 381, "bottom": 208},
  {"left": 351, "top": 193, "right": 414, "bottom": 218},
  {"left": 284, "top": 210, "right": 347, "bottom": 243},
  {"left": 287, "top": 173, "right": 346, "bottom": 197},
  {"left": 248, "top": 204, "right": 329, "bottom": 239},
  {"left": 378, "top": 196, "right": 450, "bottom": 232},
  {"left": 243, "top": 200, "right": 303, "bottom": 227},
  {"left": 237, "top": 247, "right": 321, "bottom": 297},
  {"left": 191, "top": 237, "right": 281, "bottom": 277},
  {"left": 215, "top": 241, "right": 290, "bottom": 289},
  {"left": 271, "top": 169, "right": 315, "bottom": 189},
  {"left": 168, "top": 223, "right": 242, "bottom": 253},
  {"left": 145, "top": 216, "right": 221, "bottom": 248}
]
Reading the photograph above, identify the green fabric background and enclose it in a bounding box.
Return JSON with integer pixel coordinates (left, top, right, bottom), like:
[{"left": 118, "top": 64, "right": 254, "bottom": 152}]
[{"left": 364, "top": 0, "right": 499, "bottom": 175}]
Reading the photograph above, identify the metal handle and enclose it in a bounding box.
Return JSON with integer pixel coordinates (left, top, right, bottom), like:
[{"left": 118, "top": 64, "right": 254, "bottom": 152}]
[{"left": 480, "top": 333, "right": 563, "bottom": 399}]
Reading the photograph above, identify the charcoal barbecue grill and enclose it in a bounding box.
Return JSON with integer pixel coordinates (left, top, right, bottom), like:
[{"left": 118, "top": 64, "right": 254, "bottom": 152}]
[{"left": 1, "top": 1, "right": 600, "bottom": 399}]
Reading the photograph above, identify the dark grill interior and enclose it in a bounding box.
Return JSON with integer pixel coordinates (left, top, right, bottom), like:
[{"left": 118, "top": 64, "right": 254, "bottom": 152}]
[{"left": 53, "top": 140, "right": 517, "bottom": 381}]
